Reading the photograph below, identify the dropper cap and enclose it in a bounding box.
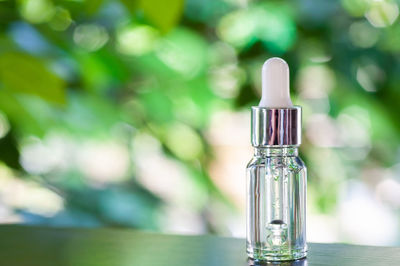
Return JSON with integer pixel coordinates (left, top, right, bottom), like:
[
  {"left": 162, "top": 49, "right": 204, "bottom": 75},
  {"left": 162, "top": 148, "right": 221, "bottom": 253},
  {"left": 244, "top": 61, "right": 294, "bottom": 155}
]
[
  {"left": 251, "top": 58, "right": 301, "bottom": 147},
  {"left": 260, "top": 58, "right": 293, "bottom": 108}
]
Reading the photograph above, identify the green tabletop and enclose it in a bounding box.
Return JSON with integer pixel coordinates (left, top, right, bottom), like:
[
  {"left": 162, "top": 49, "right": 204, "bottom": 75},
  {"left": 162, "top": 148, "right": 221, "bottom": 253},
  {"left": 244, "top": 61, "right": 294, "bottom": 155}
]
[{"left": 0, "top": 225, "right": 398, "bottom": 266}]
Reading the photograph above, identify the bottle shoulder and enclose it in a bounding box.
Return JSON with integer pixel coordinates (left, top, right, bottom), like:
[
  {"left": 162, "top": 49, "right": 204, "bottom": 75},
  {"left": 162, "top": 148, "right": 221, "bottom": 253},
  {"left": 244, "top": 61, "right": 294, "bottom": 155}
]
[
  {"left": 288, "top": 156, "right": 307, "bottom": 172},
  {"left": 247, "top": 156, "right": 265, "bottom": 168},
  {"left": 247, "top": 155, "right": 306, "bottom": 172}
]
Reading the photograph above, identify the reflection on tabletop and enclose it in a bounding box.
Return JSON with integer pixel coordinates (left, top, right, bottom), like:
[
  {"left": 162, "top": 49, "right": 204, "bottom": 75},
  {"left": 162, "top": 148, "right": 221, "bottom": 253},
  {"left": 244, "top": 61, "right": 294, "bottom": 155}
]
[{"left": 248, "top": 258, "right": 307, "bottom": 266}]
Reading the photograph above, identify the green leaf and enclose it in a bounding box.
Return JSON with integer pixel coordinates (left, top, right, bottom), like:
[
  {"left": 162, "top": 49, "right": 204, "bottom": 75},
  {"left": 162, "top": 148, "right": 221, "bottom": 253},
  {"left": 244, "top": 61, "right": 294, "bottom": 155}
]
[
  {"left": 138, "top": 0, "right": 184, "bottom": 33},
  {"left": 0, "top": 52, "right": 66, "bottom": 104}
]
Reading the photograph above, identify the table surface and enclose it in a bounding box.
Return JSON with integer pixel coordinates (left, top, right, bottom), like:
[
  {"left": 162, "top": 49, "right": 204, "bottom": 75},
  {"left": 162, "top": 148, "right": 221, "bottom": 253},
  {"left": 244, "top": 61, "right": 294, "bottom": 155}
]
[{"left": 0, "top": 225, "right": 399, "bottom": 266}]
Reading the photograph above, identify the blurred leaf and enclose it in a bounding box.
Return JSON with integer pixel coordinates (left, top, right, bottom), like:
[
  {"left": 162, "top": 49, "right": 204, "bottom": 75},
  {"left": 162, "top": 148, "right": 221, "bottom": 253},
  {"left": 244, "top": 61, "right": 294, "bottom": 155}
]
[
  {"left": 156, "top": 27, "right": 208, "bottom": 76},
  {"left": 140, "top": 89, "right": 174, "bottom": 124},
  {"left": 0, "top": 90, "right": 43, "bottom": 136},
  {"left": 163, "top": 122, "right": 204, "bottom": 161},
  {"left": 341, "top": 0, "right": 370, "bottom": 17},
  {"left": 120, "top": 0, "right": 184, "bottom": 32},
  {"left": 77, "top": 51, "right": 128, "bottom": 93},
  {"left": 0, "top": 52, "right": 65, "bottom": 104},
  {"left": 217, "top": 3, "right": 296, "bottom": 52},
  {"left": 0, "top": 131, "right": 20, "bottom": 170},
  {"left": 85, "top": 0, "right": 104, "bottom": 15},
  {"left": 120, "top": 0, "right": 139, "bottom": 13},
  {"left": 62, "top": 93, "right": 123, "bottom": 137},
  {"left": 138, "top": 0, "right": 184, "bottom": 33},
  {"left": 0, "top": 1, "right": 19, "bottom": 24}
]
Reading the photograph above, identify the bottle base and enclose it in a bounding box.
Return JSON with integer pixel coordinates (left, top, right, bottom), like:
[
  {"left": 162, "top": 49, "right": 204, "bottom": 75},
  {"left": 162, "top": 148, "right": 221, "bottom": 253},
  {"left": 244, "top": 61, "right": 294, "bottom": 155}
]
[{"left": 247, "top": 246, "right": 307, "bottom": 262}]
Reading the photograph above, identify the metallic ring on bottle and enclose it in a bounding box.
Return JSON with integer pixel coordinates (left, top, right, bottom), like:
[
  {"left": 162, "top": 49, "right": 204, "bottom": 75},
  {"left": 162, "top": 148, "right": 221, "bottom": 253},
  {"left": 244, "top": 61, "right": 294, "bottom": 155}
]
[{"left": 251, "top": 106, "right": 301, "bottom": 147}]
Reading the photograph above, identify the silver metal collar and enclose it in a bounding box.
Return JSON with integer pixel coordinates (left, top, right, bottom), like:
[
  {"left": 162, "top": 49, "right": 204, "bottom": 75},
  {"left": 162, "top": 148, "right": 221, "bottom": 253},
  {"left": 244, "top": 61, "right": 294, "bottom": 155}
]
[{"left": 251, "top": 106, "right": 301, "bottom": 147}]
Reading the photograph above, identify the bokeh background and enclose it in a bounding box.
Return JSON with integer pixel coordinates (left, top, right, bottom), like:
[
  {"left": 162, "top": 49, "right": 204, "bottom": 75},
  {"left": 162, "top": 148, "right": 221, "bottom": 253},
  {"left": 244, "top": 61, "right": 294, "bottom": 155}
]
[{"left": 0, "top": 0, "right": 399, "bottom": 246}]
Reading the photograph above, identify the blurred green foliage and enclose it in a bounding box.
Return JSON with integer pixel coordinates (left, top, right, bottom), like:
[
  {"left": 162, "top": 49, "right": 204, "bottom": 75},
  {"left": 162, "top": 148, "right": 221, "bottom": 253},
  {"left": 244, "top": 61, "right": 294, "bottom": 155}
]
[{"left": 0, "top": 0, "right": 399, "bottom": 242}]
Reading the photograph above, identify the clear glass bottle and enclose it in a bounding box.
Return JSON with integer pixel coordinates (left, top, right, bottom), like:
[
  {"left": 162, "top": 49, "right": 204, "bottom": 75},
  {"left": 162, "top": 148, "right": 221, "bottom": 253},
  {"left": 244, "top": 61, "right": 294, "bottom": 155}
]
[
  {"left": 247, "top": 106, "right": 307, "bottom": 261},
  {"left": 246, "top": 146, "right": 307, "bottom": 261}
]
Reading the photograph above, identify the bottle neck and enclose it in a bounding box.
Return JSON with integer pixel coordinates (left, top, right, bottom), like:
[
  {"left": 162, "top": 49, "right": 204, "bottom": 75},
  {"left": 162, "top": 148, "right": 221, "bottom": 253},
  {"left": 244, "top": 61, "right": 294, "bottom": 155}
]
[{"left": 254, "top": 147, "right": 298, "bottom": 157}]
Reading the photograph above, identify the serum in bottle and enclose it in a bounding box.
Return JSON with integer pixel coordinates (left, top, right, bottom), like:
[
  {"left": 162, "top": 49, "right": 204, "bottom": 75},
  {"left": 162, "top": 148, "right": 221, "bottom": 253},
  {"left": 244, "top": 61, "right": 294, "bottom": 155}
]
[{"left": 246, "top": 58, "right": 307, "bottom": 261}]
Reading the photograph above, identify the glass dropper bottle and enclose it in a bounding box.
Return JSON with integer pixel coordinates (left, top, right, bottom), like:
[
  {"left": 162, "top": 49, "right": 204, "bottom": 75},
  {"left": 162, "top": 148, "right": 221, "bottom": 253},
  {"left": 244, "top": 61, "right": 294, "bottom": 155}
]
[{"left": 246, "top": 58, "right": 307, "bottom": 261}]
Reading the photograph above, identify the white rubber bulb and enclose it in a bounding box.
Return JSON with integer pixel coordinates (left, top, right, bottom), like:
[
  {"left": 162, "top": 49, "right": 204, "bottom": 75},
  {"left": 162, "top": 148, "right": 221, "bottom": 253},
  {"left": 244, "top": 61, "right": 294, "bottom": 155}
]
[{"left": 259, "top": 57, "right": 293, "bottom": 108}]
